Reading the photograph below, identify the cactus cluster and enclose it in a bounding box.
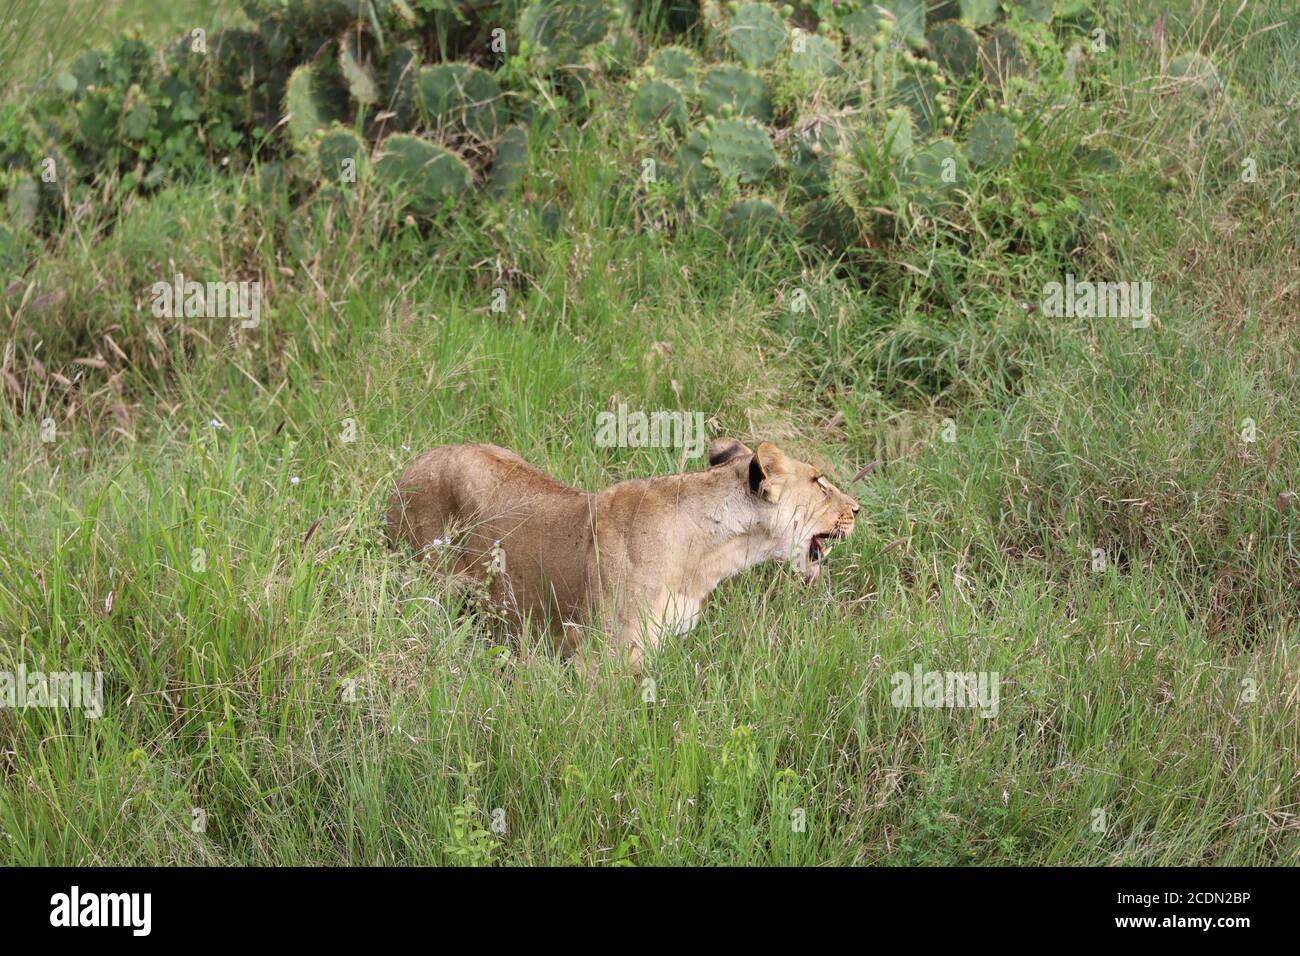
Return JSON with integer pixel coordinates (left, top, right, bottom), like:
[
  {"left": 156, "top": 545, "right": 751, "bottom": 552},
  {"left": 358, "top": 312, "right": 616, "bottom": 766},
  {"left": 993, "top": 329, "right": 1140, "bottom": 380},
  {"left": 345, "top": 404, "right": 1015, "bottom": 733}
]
[
  {"left": 0, "top": 0, "right": 1138, "bottom": 274},
  {"left": 618, "top": 0, "right": 1084, "bottom": 256}
]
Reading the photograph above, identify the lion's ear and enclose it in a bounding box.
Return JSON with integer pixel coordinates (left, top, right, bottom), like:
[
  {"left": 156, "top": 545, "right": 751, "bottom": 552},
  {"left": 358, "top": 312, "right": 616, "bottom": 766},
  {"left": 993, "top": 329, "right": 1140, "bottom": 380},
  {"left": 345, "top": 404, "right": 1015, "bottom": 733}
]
[
  {"left": 748, "top": 441, "right": 787, "bottom": 499},
  {"left": 707, "top": 438, "right": 752, "bottom": 467}
]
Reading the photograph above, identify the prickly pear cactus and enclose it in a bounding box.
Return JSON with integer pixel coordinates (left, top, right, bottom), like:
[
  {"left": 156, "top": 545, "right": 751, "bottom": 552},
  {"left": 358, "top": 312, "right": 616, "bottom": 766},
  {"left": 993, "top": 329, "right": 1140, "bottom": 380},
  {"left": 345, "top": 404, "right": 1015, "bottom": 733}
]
[
  {"left": 891, "top": 73, "right": 948, "bottom": 137},
  {"left": 374, "top": 133, "right": 472, "bottom": 214},
  {"left": 903, "top": 139, "right": 962, "bottom": 210},
  {"left": 1007, "top": 0, "right": 1054, "bottom": 23},
  {"left": 383, "top": 43, "right": 421, "bottom": 130},
  {"left": 841, "top": 4, "right": 896, "bottom": 48},
  {"left": 963, "top": 112, "right": 1016, "bottom": 169},
  {"left": 316, "top": 126, "right": 368, "bottom": 183},
  {"left": 699, "top": 64, "right": 773, "bottom": 122},
  {"left": 648, "top": 46, "right": 700, "bottom": 94},
  {"left": 884, "top": 106, "right": 914, "bottom": 160},
  {"left": 980, "top": 27, "right": 1031, "bottom": 88},
  {"left": 487, "top": 125, "right": 529, "bottom": 198},
  {"left": 285, "top": 63, "right": 348, "bottom": 151},
  {"left": 959, "top": 0, "right": 999, "bottom": 27},
  {"left": 880, "top": 0, "right": 925, "bottom": 49},
  {"left": 67, "top": 49, "right": 106, "bottom": 91},
  {"left": 207, "top": 29, "right": 271, "bottom": 94},
  {"left": 719, "top": 197, "right": 789, "bottom": 246},
  {"left": 671, "top": 129, "right": 715, "bottom": 195},
  {"left": 6, "top": 176, "right": 40, "bottom": 229},
  {"left": 789, "top": 113, "right": 849, "bottom": 199},
  {"left": 339, "top": 31, "right": 380, "bottom": 106},
  {"left": 418, "top": 63, "right": 506, "bottom": 140},
  {"left": 724, "top": 2, "right": 787, "bottom": 69},
  {"left": 800, "top": 197, "right": 859, "bottom": 256},
  {"left": 256, "top": 161, "right": 290, "bottom": 205},
  {"left": 789, "top": 33, "right": 843, "bottom": 77},
  {"left": 520, "top": 0, "right": 612, "bottom": 63},
  {"left": 703, "top": 117, "right": 777, "bottom": 183},
  {"left": 926, "top": 22, "right": 980, "bottom": 80},
  {"left": 633, "top": 79, "right": 688, "bottom": 131}
]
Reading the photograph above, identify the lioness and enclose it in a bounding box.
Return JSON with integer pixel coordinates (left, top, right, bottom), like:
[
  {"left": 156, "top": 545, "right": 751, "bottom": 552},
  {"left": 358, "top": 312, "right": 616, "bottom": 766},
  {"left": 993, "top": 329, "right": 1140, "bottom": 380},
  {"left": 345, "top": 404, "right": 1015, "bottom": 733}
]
[{"left": 386, "top": 438, "right": 859, "bottom": 671}]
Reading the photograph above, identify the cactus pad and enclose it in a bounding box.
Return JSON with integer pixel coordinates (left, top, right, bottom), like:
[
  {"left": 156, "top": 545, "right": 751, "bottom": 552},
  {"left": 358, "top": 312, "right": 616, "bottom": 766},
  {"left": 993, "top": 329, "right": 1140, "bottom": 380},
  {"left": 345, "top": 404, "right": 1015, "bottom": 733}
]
[
  {"left": 980, "top": 27, "right": 1031, "bottom": 88},
  {"left": 383, "top": 43, "right": 421, "bottom": 130},
  {"left": 720, "top": 198, "right": 790, "bottom": 246},
  {"left": 487, "top": 125, "right": 530, "bottom": 198},
  {"left": 6, "top": 177, "right": 40, "bottom": 229},
  {"left": 725, "top": 3, "right": 787, "bottom": 69},
  {"left": 789, "top": 113, "right": 849, "bottom": 198},
  {"left": 880, "top": 0, "right": 926, "bottom": 49},
  {"left": 1007, "top": 0, "right": 1054, "bottom": 23},
  {"left": 963, "top": 112, "right": 1016, "bottom": 169},
  {"left": 285, "top": 63, "right": 348, "bottom": 151},
  {"left": 704, "top": 118, "right": 778, "bottom": 183},
  {"left": 633, "top": 80, "right": 689, "bottom": 131},
  {"left": 903, "top": 138, "right": 962, "bottom": 209},
  {"left": 959, "top": 0, "right": 999, "bottom": 27},
  {"left": 670, "top": 130, "right": 715, "bottom": 195},
  {"left": 520, "top": 0, "right": 612, "bottom": 61},
  {"left": 800, "top": 198, "right": 859, "bottom": 256},
  {"left": 418, "top": 63, "right": 506, "bottom": 140},
  {"left": 648, "top": 46, "right": 700, "bottom": 93},
  {"left": 789, "top": 33, "right": 843, "bottom": 77},
  {"left": 926, "top": 22, "right": 980, "bottom": 80},
  {"left": 699, "top": 65, "right": 773, "bottom": 121},
  {"left": 316, "top": 127, "right": 368, "bottom": 183},
  {"left": 841, "top": 5, "right": 896, "bottom": 47},
  {"left": 339, "top": 31, "right": 380, "bottom": 106},
  {"left": 891, "top": 73, "right": 945, "bottom": 137},
  {"left": 374, "top": 133, "right": 472, "bottom": 214}
]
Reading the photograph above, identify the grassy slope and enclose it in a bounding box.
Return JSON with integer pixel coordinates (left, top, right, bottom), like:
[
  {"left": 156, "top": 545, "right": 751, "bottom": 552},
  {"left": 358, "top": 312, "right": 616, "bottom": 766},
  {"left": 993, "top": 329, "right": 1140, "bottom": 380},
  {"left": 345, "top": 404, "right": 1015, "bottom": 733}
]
[{"left": 0, "top": 0, "right": 1297, "bottom": 864}]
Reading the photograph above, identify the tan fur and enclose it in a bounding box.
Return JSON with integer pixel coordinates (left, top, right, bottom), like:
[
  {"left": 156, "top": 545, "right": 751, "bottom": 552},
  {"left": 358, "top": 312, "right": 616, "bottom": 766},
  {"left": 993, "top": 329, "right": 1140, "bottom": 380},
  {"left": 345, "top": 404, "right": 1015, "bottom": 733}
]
[{"left": 385, "top": 438, "right": 860, "bottom": 671}]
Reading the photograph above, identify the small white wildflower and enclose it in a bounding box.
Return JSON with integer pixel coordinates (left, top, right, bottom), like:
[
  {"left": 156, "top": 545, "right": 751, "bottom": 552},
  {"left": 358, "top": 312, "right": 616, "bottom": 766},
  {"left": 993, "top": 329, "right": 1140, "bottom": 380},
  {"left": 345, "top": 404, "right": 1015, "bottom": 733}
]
[{"left": 290, "top": 476, "right": 300, "bottom": 485}]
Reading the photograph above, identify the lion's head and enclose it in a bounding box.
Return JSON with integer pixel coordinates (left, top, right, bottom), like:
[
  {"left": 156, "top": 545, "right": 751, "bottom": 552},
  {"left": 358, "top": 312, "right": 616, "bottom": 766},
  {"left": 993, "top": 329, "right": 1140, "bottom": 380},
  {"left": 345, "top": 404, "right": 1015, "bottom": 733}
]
[{"left": 707, "top": 438, "right": 860, "bottom": 584}]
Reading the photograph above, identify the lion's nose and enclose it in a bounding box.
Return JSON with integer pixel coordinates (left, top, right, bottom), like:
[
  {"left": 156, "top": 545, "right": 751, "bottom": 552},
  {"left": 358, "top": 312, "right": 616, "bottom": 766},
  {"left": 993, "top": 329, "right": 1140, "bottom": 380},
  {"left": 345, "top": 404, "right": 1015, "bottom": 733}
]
[{"left": 850, "top": 501, "right": 860, "bottom": 515}]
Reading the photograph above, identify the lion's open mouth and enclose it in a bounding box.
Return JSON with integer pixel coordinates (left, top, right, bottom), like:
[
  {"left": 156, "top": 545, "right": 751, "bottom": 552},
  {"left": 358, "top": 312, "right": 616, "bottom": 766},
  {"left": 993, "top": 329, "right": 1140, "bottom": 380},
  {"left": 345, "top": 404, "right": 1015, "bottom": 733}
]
[{"left": 803, "top": 532, "right": 839, "bottom": 584}]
